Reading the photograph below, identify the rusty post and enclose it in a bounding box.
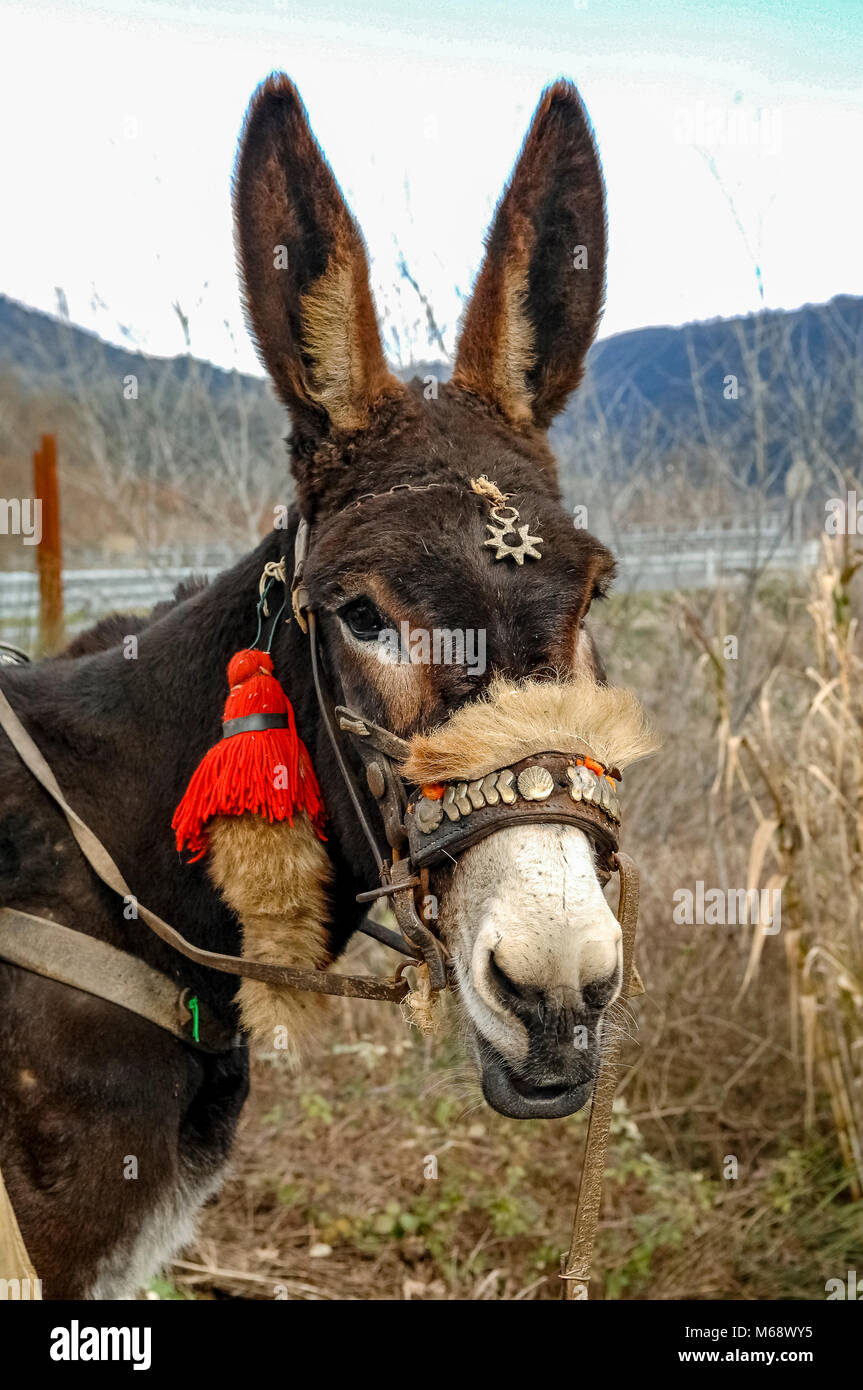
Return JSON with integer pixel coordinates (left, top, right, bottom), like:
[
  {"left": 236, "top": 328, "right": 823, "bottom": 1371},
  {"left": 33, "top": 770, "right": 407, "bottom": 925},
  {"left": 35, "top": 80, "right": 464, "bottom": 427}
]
[{"left": 33, "top": 433, "right": 64, "bottom": 654}]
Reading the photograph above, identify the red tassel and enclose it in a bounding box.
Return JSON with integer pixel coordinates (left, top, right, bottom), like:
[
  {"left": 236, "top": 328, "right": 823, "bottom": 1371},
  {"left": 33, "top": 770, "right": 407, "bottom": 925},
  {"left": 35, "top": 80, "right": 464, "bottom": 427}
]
[{"left": 172, "top": 648, "right": 326, "bottom": 861}]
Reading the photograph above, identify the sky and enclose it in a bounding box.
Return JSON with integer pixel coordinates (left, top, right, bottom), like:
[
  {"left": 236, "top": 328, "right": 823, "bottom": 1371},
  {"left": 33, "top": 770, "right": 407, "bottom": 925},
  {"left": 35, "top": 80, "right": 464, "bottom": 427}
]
[{"left": 1, "top": 0, "right": 861, "bottom": 375}]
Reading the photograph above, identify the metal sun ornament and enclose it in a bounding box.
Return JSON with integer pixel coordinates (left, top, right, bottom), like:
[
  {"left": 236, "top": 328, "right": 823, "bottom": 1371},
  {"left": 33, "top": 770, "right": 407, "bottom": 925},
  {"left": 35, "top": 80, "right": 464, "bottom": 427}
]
[{"left": 469, "top": 475, "right": 543, "bottom": 565}]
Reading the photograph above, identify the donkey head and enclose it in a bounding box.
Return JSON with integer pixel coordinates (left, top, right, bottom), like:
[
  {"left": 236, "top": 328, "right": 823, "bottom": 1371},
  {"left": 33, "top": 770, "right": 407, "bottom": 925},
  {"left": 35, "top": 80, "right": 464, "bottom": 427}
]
[{"left": 233, "top": 75, "right": 654, "bottom": 1118}]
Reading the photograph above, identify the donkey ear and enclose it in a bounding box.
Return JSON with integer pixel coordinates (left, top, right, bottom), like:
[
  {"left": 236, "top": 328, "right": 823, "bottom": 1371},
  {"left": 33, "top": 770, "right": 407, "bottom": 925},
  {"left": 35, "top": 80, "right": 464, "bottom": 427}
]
[
  {"left": 452, "top": 81, "right": 606, "bottom": 430},
  {"left": 233, "top": 74, "right": 402, "bottom": 434}
]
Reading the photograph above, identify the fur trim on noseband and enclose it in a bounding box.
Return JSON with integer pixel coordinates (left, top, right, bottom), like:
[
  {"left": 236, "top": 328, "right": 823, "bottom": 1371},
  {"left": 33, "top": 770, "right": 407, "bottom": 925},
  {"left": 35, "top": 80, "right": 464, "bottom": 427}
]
[{"left": 400, "top": 676, "right": 660, "bottom": 785}]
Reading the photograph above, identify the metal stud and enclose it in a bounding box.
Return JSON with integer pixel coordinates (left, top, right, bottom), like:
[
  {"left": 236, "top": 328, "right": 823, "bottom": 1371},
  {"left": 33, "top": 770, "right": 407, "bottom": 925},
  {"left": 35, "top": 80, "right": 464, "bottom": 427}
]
[
  {"left": 570, "top": 764, "right": 594, "bottom": 800},
  {"left": 580, "top": 768, "right": 598, "bottom": 803},
  {"left": 517, "top": 765, "right": 554, "bottom": 801},
  {"left": 366, "top": 761, "right": 386, "bottom": 800},
  {"left": 454, "top": 782, "right": 472, "bottom": 815},
  {"left": 497, "top": 769, "right": 516, "bottom": 804},
  {"left": 416, "top": 796, "right": 444, "bottom": 834},
  {"left": 442, "top": 785, "right": 461, "bottom": 822},
  {"left": 467, "top": 779, "right": 486, "bottom": 810},
  {"left": 481, "top": 773, "right": 500, "bottom": 805}
]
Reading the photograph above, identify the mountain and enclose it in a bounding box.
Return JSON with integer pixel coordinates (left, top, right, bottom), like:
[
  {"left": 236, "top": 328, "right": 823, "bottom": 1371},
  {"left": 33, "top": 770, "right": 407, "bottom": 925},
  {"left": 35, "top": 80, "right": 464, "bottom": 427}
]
[
  {"left": 1, "top": 292, "right": 861, "bottom": 535},
  {"left": 0, "top": 297, "right": 288, "bottom": 564},
  {"left": 0, "top": 294, "right": 260, "bottom": 404},
  {"left": 551, "top": 295, "right": 863, "bottom": 494}
]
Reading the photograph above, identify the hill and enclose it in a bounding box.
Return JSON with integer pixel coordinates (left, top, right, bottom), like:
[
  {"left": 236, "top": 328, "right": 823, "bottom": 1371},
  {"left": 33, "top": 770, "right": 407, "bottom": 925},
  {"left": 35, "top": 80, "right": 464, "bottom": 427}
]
[{"left": 1, "top": 292, "right": 860, "bottom": 555}]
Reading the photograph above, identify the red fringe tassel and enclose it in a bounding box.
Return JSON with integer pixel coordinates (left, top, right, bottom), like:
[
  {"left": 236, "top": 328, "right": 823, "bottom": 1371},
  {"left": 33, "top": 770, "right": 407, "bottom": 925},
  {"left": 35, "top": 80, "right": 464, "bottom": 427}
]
[{"left": 172, "top": 648, "right": 326, "bottom": 861}]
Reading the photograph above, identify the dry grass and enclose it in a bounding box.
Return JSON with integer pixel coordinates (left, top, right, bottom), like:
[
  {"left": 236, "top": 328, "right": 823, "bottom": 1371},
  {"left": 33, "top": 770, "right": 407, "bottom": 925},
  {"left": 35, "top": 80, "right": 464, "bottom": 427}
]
[{"left": 679, "top": 536, "right": 863, "bottom": 1195}]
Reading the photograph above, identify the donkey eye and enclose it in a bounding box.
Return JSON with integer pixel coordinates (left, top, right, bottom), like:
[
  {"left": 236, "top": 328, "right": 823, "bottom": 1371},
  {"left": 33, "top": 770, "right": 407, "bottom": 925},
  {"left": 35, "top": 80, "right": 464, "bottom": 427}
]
[{"left": 338, "top": 597, "right": 387, "bottom": 641}]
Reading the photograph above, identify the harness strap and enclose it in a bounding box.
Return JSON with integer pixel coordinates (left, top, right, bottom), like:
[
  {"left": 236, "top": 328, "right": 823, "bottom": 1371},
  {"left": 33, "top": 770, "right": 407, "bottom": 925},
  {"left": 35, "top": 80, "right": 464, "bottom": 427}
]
[
  {"left": 0, "top": 907, "right": 238, "bottom": 1053},
  {"left": 307, "top": 609, "right": 387, "bottom": 873},
  {"left": 0, "top": 1164, "right": 39, "bottom": 1290},
  {"left": 0, "top": 685, "right": 409, "bottom": 1005},
  {"left": 222, "top": 712, "right": 289, "bottom": 738}
]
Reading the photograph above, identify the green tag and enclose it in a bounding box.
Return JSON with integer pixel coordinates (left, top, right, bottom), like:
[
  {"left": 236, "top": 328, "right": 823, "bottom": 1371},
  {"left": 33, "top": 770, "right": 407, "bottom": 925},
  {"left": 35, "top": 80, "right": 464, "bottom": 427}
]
[{"left": 187, "top": 994, "right": 200, "bottom": 1042}]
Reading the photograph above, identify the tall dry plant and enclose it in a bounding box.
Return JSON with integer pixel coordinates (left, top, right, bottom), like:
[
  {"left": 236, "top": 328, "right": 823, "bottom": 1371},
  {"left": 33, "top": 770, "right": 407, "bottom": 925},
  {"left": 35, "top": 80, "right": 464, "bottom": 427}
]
[{"left": 683, "top": 535, "right": 863, "bottom": 1197}]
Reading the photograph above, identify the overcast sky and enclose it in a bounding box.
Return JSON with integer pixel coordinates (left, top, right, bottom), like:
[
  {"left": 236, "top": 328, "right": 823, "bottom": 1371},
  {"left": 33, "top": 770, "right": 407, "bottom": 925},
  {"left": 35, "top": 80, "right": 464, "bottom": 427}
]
[{"left": 1, "top": 0, "right": 860, "bottom": 374}]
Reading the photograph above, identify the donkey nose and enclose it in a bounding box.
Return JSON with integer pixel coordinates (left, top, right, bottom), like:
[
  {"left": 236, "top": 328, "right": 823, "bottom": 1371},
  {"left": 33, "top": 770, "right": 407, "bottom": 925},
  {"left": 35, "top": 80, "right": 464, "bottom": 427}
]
[
  {"left": 483, "top": 917, "right": 622, "bottom": 1016},
  {"left": 577, "top": 928, "right": 622, "bottom": 991},
  {"left": 487, "top": 945, "right": 619, "bottom": 1024}
]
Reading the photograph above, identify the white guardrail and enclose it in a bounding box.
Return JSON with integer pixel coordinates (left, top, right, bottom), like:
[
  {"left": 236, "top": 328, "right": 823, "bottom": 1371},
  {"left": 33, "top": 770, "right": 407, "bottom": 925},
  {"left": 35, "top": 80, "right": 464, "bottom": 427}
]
[
  {"left": 613, "top": 538, "right": 820, "bottom": 591},
  {"left": 0, "top": 566, "right": 222, "bottom": 636},
  {"left": 0, "top": 538, "right": 821, "bottom": 641}
]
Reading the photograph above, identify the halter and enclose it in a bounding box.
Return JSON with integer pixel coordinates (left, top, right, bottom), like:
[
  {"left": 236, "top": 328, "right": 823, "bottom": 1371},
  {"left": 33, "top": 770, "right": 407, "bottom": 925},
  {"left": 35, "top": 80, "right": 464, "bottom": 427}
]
[{"left": 291, "top": 517, "right": 629, "bottom": 1000}]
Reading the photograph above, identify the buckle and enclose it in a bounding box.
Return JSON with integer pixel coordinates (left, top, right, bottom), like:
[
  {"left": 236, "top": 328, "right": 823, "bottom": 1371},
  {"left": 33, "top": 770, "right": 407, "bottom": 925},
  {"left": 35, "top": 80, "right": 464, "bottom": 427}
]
[
  {"left": 388, "top": 858, "right": 449, "bottom": 992},
  {"left": 291, "top": 517, "right": 310, "bottom": 632}
]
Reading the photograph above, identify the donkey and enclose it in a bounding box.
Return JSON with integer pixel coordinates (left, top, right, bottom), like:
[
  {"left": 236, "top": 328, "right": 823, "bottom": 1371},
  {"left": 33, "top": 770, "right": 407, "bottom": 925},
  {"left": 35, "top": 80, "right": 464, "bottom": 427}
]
[{"left": 0, "top": 75, "right": 654, "bottom": 1299}]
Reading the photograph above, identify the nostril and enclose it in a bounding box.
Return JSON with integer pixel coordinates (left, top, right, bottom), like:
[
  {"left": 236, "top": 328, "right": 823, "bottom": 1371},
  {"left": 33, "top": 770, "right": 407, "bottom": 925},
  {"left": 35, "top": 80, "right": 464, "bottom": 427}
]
[
  {"left": 488, "top": 951, "right": 526, "bottom": 1006},
  {"left": 582, "top": 973, "right": 618, "bottom": 1011}
]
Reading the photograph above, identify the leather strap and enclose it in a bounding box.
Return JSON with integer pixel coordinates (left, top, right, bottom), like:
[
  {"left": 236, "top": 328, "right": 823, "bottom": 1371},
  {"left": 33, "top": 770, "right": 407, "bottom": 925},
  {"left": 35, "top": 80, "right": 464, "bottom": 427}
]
[
  {"left": 0, "top": 1164, "right": 39, "bottom": 1288},
  {"left": 222, "top": 712, "right": 289, "bottom": 737},
  {"left": 0, "top": 685, "right": 409, "bottom": 1004},
  {"left": 307, "top": 609, "right": 387, "bottom": 874},
  {"left": 404, "top": 753, "right": 619, "bottom": 871},
  {"left": 561, "top": 851, "right": 642, "bottom": 1299},
  {"left": 0, "top": 907, "right": 238, "bottom": 1053}
]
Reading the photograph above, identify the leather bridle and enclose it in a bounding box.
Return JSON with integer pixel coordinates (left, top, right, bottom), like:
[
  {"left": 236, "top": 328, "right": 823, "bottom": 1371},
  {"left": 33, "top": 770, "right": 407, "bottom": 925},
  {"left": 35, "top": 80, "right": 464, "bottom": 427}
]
[{"left": 291, "top": 517, "right": 632, "bottom": 1001}]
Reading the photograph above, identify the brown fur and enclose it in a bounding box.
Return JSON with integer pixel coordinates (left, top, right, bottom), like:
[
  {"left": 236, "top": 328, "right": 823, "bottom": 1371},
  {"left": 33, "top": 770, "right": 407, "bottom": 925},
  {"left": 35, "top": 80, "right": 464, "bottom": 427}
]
[
  {"left": 452, "top": 80, "right": 606, "bottom": 428},
  {"left": 207, "top": 814, "right": 332, "bottom": 1058},
  {"left": 233, "top": 74, "right": 403, "bottom": 433},
  {"left": 401, "top": 675, "right": 660, "bottom": 784},
  {"left": 360, "top": 573, "right": 434, "bottom": 727}
]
